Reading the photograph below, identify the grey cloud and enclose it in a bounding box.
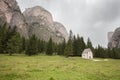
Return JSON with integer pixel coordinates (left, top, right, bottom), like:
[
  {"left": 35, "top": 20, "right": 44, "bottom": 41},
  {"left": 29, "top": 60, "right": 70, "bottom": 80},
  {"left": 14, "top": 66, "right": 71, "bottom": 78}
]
[{"left": 84, "top": 0, "right": 120, "bottom": 24}]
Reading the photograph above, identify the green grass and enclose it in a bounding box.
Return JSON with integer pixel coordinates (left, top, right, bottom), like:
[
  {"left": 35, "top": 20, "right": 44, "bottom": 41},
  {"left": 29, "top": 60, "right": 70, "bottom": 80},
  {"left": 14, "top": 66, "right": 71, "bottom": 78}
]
[{"left": 0, "top": 54, "right": 120, "bottom": 80}]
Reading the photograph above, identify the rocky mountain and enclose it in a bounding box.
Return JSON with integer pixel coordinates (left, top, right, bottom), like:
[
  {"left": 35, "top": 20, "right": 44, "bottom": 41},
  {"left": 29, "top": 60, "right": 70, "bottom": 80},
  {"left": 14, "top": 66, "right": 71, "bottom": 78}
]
[
  {"left": 108, "top": 32, "right": 114, "bottom": 49},
  {"left": 53, "top": 22, "right": 68, "bottom": 41},
  {"left": 23, "top": 6, "right": 68, "bottom": 43},
  {"left": 108, "top": 27, "right": 120, "bottom": 49},
  {"left": 0, "top": 0, "right": 29, "bottom": 38},
  {"left": 0, "top": 0, "right": 68, "bottom": 43},
  {"left": 112, "top": 27, "right": 120, "bottom": 48}
]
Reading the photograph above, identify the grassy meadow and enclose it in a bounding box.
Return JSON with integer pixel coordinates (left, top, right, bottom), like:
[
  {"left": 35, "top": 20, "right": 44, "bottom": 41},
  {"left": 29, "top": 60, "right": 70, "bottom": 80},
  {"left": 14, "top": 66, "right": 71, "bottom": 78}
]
[{"left": 0, "top": 54, "right": 120, "bottom": 80}]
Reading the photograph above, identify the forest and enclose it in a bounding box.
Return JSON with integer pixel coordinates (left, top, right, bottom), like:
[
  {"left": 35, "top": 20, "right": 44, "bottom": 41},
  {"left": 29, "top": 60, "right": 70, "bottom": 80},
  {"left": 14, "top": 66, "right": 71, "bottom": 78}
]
[{"left": 0, "top": 23, "right": 120, "bottom": 59}]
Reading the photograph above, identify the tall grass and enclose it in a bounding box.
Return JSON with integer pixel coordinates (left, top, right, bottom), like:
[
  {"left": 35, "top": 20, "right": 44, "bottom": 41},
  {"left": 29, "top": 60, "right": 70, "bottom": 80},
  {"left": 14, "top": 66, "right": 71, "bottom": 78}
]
[{"left": 0, "top": 54, "right": 120, "bottom": 80}]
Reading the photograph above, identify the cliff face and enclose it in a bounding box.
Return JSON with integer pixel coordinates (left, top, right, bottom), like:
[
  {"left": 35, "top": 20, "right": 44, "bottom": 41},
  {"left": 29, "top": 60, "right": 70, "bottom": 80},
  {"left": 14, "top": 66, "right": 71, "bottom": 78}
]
[
  {"left": 108, "top": 32, "right": 114, "bottom": 49},
  {"left": 53, "top": 22, "right": 68, "bottom": 41},
  {"left": 112, "top": 27, "right": 120, "bottom": 48},
  {"left": 108, "top": 27, "right": 120, "bottom": 49},
  {"left": 0, "top": 0, "right": 29, "bottom": 38},
  {"left": 23, "top": 6, "right": 68, "bottom": 43},
  {"left": 0, "top": 0, "right": 68, "bottom": 43}
]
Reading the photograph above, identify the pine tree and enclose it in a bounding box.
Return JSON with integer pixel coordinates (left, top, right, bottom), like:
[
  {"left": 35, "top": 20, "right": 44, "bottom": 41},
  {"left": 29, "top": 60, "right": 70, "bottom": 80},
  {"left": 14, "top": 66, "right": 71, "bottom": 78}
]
[
  {"left": 87, "top": 38, "right": 94, "bottom": 55},
  {"left": 0, "top": 23, "right": 7, "bottom": 53},
  {"left": 80, "top": 37, "right": 86, "bottom": 52},
  {"left": 25, "top": 35, "right": 38, "bottom": 56},
  {"left": 107, "top": 49, "right": 112, "bottom": 58},
  {"left": 0, "top": 24, "right": 20, "bottom": 54},
  {"left": 76, "top": 35, "right": 82, "bottom": 55},
  {"left": 73, "top": 35, "right": 79, "bottom": 55},
  {"left": 37, "top": 39, "right": 46, "bottom": 53},
  {"left": 22, "top": 37, "right": 26, "bottom": 52},
  {"left": 112, "top": 48, "right": 120, "bottom": 59},
  {"left": 52, "top": 43, "right": 57, "bottom": 54},
  {"left": 37, "top": 39, "right": 42, "bottom": 53},
  {"left": 57, "top": 39, "right": 66, "bottom": 55},
  {"left": 87, "top": 38, "right": 92, "bottom": 48},
  {"left": 77, "top": 36, "right": 86, "bottom": 56},
  {"left": 69, "top": 30, "right": 73, "bottom": 40},
  {"left": 94, "top": 45, "right": 108, "bottom": 58},
  {"left": 72, "top": 34, "right": 86, "bottom": 56},
  {"left": 64, "top": 39, "right": 73, "bottom": 56},
  {"left": 61, "top": 39, "right": 66, "bottom": 55},
  {"left": 46, "top": 38, "right": 53, "bottom": 55},
  {"left": 7, "top": 33, "right": 22, "bottom": 55},
  {"left": 64, "top": 30, "right": 74, "bottom": 56},
  {"left": 41, "top": 40, "right": 46, "bottom": 53},
  {"left": 94, "top": 45, "right": 101, "bottom": 58},
  {"left": 57, "top": 43, "right": 62, "bottom": 55}
]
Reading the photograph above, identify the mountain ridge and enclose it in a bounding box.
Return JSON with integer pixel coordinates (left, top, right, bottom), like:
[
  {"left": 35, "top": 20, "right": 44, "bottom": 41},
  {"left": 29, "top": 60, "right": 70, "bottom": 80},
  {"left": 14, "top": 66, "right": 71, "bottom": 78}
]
[{"left": 0, "top": 0, "right": 68, "bottom": 43}]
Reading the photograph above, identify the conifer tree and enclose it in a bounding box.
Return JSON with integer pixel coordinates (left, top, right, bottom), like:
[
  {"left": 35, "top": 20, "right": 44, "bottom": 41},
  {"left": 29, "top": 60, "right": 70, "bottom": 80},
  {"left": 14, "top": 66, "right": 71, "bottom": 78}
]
[
  {"left": 41, "top": 40, "right": 46, "bottom": 53},
  {"left": 80, "top": 37, "right": 86, "bottom": 51},
  {"left": 7, "top": 33, "right": 22, "bottom": 55},
  {"left": 87, "top": 38, "right": 92, "bottom": 48},
  {"left": 52, "top": 43, "right": 57, "bottom": 54},
  {"left": 69, "top": 30, "right": 73, "bottom": 40},
  {"left": 87, "top": 38, "right": 94, "bottom": 55},
  {"left": 37, "top": 39, "right": 42, "bottom": 53},
  {"left": 77, "top": 36, "right": 86, "bottom": 56},
  {"left": 112, "top": 48, "right": 120, "bottom": 59},
  {"left": 0, "top": 23, "right": 7, "bottom": 53},
  {"left": 94, "top": 45, "right": 101, "bottom": 57},
  {"left": 72, "top": 34, "right": 86, "bottom": 56},
  {"left": 64, "top": 39, "right": 73, "bottom": 56},
  {"left": 73, "top": 35, "right": 79, "bottom": 55},
  {"left": 25, "top": 35, "right": 38, "bottom": 56},
  {"left": 37, "top": 39, "right": 46, "bottom": 53},
  {"left": 46, "top": 38, "right": 53, "bottom": 55},
  {"left": 76, "top": 35, "right": 81, "bottom": 55},
  {"left": 94, "top": 45, "right": 108, "bottom": 58},
  {"left": 22, "top": 37, "right": 26, "bottom": 52},
  {"left": 64, "top": 30, "right": 73, "bottom": 56},
  {"left": 57, "top": 43, "right": 62, "bottom": 55},
  {"left": 57, "top": 39, "right": 66, "bottom": 55},
  {"left": 61, "top": 39, "right": 66, "bottom": 55}
]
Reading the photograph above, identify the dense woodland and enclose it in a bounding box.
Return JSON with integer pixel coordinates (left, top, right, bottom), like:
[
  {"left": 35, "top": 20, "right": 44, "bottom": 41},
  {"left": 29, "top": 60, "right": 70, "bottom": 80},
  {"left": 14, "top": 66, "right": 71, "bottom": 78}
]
[{"left": 0, "top": 24, "right": 120, "bottom": 59}]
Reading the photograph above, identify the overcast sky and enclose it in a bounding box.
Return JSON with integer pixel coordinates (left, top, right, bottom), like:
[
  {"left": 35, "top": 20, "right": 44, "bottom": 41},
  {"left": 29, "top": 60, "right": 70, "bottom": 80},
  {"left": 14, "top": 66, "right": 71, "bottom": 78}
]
[{"left": 16, "top": 0, "right": 120, "bottom": 47}]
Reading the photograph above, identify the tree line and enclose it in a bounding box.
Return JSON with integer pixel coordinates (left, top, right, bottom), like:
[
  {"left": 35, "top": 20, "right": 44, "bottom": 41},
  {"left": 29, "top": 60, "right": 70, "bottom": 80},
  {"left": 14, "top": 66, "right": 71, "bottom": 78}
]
[{"left": 0, "top": 24, "right": 120, "bottom": 59}]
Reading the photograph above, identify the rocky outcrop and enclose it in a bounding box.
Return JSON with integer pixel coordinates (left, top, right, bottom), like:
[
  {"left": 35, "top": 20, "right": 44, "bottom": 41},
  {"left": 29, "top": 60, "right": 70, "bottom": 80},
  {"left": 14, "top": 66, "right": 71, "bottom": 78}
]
[
  {"left": 108, "top": 32, "right": 114, "bottom": 49},
  {"left": 54, "top": 22, "right": 68, "bottom": 41},
  {"left": 0, "top": 0, "right": 29, "bottom": 38},
  {"left": 108, "top": 27, "right": 120, "bottom": 49},
  {"left": 23, "top": 6, "right": 68, "bottom": 43},
  {"left": 112, "top": 27, "right": 120, "bottom": 48}
]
